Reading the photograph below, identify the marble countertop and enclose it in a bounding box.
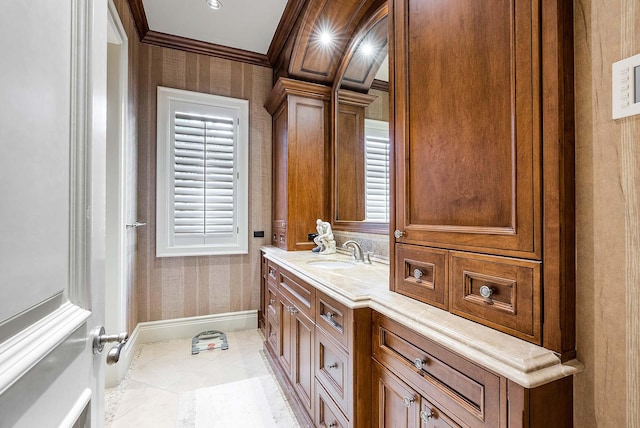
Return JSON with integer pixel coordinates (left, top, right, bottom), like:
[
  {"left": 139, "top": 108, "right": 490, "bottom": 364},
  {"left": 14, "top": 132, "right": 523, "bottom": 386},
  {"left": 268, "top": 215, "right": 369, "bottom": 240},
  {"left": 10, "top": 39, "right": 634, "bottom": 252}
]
[{"left": 261, "top": 246, "right": 583, "bottom": 389}]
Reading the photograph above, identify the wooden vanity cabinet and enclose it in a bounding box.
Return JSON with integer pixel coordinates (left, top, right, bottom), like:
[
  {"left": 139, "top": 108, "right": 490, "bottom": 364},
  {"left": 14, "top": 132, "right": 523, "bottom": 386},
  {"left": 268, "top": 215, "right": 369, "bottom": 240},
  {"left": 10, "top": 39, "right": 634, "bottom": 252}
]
[
  {"left": 390, "top": 0, "right": 575, "bottom": 357},
  {"left": 265, "top": 78, "right": 331, "bottom": 251},
  {"left": 261, "top": 255, "right": 372, "bottom": 427},
  {"left": 372, "top": 312, "right": 573, "bottom": 427}
]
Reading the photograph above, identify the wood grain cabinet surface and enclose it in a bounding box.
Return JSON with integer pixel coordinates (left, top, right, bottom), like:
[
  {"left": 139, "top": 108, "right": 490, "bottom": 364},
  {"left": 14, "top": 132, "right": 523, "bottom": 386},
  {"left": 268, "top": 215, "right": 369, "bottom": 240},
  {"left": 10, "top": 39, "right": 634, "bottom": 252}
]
[
  {"left": 261, "top": 254, "right": 372, "bottom": 427},
  {"left": 372, "top": 313, "right": 573, "bottom": 428},
  {"left": 390, "top": 0, "right": 575, "bottom": 357},
  {"left": 261, "top": 254, "right": 573, "bottom": 427},
  {"left": 265, "top": 78, "right": 331, "bottom": 251}
]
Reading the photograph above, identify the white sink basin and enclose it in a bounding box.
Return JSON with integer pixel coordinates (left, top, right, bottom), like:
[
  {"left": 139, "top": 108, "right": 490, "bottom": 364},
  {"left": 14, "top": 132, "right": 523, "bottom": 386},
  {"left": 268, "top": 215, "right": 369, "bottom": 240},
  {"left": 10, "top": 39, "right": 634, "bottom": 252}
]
[{"left": 306, "top": 260, "right": 354, "bottom": 269}]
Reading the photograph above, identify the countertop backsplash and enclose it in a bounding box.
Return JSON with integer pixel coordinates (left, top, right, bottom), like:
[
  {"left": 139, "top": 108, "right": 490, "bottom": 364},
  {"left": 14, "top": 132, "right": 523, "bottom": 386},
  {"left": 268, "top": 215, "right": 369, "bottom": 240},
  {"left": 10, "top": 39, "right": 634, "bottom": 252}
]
[{"left": 333, "top": 230, "right": 389, "bottom": 263}]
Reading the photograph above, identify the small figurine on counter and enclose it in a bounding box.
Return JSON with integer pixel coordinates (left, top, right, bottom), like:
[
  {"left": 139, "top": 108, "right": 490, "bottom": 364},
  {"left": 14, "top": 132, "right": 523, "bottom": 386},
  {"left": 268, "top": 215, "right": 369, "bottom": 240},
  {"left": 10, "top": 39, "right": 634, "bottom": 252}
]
[{"left": 313, "top": 219, "right": 336, "bottom": 254}]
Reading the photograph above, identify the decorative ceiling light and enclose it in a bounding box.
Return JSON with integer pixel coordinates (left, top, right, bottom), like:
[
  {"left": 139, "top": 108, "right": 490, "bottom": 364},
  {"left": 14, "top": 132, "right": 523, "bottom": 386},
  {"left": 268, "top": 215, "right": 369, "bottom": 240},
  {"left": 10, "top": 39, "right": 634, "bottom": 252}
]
[{"left": 206, "top": 0, "right": 222, "bottom": 10}]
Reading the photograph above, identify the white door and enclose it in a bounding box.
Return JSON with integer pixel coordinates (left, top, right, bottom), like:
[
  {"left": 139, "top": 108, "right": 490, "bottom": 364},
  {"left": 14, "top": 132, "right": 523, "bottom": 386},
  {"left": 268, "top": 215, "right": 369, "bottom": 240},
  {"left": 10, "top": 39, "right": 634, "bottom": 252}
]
[{"left": 0, "top": 1, "right": 109, "bottom": 426}]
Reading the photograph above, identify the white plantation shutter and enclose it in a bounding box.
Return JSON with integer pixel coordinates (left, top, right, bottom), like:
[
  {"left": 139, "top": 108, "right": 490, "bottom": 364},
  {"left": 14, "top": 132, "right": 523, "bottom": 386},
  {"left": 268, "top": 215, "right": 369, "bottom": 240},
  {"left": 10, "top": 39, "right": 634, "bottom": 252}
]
[
  {"left": 157, "top": 87, "right": 248, "bottom": 256},
  {"left": 364, "top": 119, "right": 390, "bottom": 222}
]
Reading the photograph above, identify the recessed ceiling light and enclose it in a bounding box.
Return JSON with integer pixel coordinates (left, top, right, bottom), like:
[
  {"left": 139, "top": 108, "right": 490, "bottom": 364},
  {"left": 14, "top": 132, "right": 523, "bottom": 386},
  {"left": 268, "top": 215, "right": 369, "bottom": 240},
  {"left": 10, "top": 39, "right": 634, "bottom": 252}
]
[
  {"left": 360, "top": 41, "right": 375, "bottom": 57},
  {"left": 206, "top": 0, "right": 222, "bottom": 10},
  {"left": 319, "top": 30, "right": 333, "bottom": 46}
]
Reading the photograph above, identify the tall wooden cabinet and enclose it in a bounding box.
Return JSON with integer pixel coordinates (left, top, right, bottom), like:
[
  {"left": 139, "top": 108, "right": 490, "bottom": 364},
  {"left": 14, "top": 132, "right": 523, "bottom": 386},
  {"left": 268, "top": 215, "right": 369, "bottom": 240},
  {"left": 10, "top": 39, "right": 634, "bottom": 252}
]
[
  {"left": 390, "top": 0, "right": 575, "bottom": 357},
  {"left": 265, "top": 78, "right": 331, "bottom": 251}
]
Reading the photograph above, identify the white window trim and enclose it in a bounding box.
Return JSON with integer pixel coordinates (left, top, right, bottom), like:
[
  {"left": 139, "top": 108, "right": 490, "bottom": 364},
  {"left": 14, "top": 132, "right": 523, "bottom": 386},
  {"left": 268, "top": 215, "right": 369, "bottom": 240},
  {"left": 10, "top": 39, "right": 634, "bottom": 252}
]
[{"left": 156, "top": 86, "right": 249, "bottom": 257}]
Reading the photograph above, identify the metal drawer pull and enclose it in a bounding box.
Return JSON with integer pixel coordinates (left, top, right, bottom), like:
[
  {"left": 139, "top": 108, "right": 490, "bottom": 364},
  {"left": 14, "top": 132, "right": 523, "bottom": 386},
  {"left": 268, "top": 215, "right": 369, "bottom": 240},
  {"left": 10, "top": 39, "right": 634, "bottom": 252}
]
[
  {"left": 420, "top": 410, "right": 434, "bottom": 423},
  {"left": 321, "top": 312, "right": 341, "bottom": 329},
  {"left": 414, "top": 358, "right": 427, "bottom": 370},
  {"left": 479, "top": 285, "right": 495, "bottom": 304},
  {"left": 289, "top": 306, "right": 299, "bottom": 314},
  {"left": 325, "top": 362, "right": 338, "bottom": 370},
  {"left": 413, "top": 268, "right": 423, "bottom": 283},
  {"left": 403, "top": 397, "right": 415, "bottom": 407},
  {"left": 394, "top": 230, "right": 405, "bottom": 239}
]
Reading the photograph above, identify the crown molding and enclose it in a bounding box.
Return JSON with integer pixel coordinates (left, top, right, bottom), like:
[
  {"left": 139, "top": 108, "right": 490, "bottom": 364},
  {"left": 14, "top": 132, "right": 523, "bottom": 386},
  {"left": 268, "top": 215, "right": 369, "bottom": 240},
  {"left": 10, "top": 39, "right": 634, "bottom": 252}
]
[
  {"left": 126, "top": 0, "right": 271, "bottom": 68},
  {"left": 143, "top": 31, "right": 271, "bottom": 67},
  {"left": 266, "top": 0, "right": 308, "bottom": 66},
  {"left": 370, "top": 79, "right": 389, "bottom": 92}
]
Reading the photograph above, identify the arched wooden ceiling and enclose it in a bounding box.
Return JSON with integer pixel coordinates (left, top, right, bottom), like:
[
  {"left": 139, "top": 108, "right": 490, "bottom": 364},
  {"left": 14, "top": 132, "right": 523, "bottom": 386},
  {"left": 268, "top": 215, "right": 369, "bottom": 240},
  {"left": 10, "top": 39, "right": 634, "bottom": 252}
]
[
  {"left": 126, "top": 0, "right": 387, "bottom": 86},
  {"left": 274, "top": 0, "right": 387, "bottom": 86}
]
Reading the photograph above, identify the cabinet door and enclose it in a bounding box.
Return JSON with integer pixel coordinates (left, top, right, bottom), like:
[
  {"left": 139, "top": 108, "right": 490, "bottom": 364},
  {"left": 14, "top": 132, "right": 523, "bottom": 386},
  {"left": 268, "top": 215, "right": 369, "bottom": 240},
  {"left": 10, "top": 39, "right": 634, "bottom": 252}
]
[
  {"left": 260, "top": 253, "right": 268, "bottom": 334},
  {"left": 420, "top": 399, "right": 460, "bottom": 428},
  {"left": 278, "top": 293, "right": 294, "bottom": 376},
  {"left": 373, "top": 362, "right": 420, "bottom": 428},
  {"left": 393, "top": 0, "right": 540, "bottom": 259},
  {"left": 292, "top": 310, "right": 315, "bottom": 416}
]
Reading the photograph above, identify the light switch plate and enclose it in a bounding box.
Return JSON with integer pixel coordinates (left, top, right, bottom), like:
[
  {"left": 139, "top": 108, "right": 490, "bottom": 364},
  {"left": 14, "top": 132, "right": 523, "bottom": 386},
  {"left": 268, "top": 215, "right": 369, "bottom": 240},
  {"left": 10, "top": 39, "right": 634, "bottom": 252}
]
[{"left": 612, "top": 53, "right": 640, "bottom": 119}]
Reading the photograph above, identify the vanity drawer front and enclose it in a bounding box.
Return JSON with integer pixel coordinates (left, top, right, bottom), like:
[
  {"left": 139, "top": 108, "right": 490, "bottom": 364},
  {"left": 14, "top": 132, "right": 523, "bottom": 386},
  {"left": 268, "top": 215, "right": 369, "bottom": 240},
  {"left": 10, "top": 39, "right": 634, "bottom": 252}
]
[
  {"left": 394, "top": 244, "right": 449, "bottom": 310},
  {"left": 266, "top": 260, "right": 279, "bottom": 287},
  {"left": 449, "top": 251, "right": 541, "bottom": 344},
  {"left": 372, "top": 313, "right": 500, "bottom": 427},
  {"left": 266, "top": 282, "right": 278, "bottom": 319},
  {"left": 315, "top": 381, "right": 349, "bottom": 428},
  {"left": 316, "top": 327, "right": 351, "bottom": 415},
  {"left": 278, "top": 268, "right": 315, "bottom": 319},
  {"left": 316, "top": 292, "right": 351, "bottom": 350},
  {"left": 272, "top": 226, "right": 287, "bottom": 248}
]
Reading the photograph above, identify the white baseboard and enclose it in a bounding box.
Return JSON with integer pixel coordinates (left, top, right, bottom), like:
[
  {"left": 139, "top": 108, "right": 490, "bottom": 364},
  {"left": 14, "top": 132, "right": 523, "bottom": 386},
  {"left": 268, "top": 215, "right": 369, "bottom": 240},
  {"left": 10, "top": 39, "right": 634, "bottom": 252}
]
[{"left": 107, "top": 310, "right": 258, "bottom": 388}]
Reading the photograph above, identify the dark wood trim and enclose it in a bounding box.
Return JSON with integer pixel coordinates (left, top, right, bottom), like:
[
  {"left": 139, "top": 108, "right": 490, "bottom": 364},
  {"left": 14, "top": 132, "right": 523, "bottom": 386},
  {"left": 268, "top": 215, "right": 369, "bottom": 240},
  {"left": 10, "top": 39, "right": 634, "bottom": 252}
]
[
  {"left": 267, "top": 0, "right": 308, "bottom": 66},
  {"left": 126, "top": 0, "right": 149, "bottom": 40},
  {"left": 126, "top": 0, "right": 271, "bottom": 68},
  {"left": 142, "top": 31, "right": 271, "bottom": 67},
  {"left": 371, "top": 78, "right": 389, "bottom": 92},
  {"left": 541, "top": 0, "right": 576, "bottom": 360},
  {"left": 264, "top": 77, "right": 332, "bottom": 115}
]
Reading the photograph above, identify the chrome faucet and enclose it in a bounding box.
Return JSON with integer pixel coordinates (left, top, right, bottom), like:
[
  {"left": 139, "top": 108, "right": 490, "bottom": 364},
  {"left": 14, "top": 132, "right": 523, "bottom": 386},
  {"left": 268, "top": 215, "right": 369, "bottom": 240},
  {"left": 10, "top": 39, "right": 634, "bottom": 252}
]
[{"left": 342, "top": 240, "right": 372, "bottom": 264}]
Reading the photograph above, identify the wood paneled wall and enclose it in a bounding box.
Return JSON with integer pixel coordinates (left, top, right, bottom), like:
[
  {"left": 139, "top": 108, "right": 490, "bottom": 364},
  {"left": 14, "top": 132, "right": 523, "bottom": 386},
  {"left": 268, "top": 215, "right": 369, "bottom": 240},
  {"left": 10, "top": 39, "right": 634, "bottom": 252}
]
[{"left": 134, "top": 35, "right": 273, "bottom": 322}]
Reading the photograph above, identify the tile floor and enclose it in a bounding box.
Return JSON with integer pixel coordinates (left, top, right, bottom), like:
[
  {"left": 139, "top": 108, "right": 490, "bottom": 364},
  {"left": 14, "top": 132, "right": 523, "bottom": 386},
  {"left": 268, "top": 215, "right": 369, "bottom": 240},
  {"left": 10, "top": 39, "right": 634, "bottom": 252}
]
[{"left": 105, "top": 329, "right": 299, "bottom": 427}]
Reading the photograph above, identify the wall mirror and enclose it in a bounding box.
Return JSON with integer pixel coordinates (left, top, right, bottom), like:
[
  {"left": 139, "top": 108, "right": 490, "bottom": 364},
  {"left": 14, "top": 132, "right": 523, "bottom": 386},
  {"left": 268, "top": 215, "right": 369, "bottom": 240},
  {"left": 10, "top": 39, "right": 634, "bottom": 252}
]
[{"left": 331, "top": 4, "right": 389, "bottom": 234}]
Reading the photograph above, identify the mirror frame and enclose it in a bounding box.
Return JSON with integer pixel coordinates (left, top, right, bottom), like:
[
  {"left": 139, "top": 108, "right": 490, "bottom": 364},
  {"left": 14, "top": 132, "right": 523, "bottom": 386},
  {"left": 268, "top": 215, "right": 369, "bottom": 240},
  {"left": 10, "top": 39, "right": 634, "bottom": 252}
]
[{"left": 330, "top": 1, "right": 390, "bottom": 234}]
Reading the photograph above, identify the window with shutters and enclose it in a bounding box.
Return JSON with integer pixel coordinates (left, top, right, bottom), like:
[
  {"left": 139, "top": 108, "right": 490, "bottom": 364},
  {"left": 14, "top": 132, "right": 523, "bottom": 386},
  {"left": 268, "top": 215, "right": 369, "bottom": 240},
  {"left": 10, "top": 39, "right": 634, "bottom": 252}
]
[
  {"left": 364, "top": 119, "right": 390, "bottom": 222},
  {"left": 156, "top": 87, "right": 248, "bottom": 257}
]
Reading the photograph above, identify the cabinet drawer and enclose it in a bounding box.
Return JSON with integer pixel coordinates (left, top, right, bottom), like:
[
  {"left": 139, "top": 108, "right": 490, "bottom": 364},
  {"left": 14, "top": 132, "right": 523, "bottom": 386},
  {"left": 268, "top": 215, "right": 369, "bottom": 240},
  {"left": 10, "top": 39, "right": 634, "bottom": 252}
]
[
  {"left": 266, "top": 283, "right": 278, "bottom": 319},
  {"left": 372, "top": 313, "right": 500, "bottom": 427},
  {"left": 272, "top": 226, "right": 287, "bottom": 248},
  {"left": 267, "top": 260, "right": 279, "bottom": 286},
  {"left": 316, "top": 328, "right": 350, "bottom": 415},
  {"left": 394, "top": 244, "right": 449, "bottom": 310},
  {"left": 316, "top": 381, "right": 349, "bottom": 428},
  {"left": 278, "top": 268, "right": 315, "bottom": 319},
  {"left": 316, "top": 292, "right": 351, "bottom": 350},
  {"left": 449, "top": 251, "right": 541, "bottom": 344}
]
